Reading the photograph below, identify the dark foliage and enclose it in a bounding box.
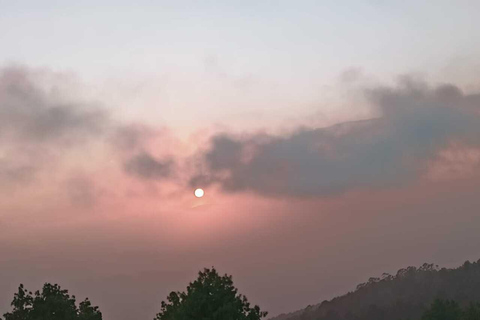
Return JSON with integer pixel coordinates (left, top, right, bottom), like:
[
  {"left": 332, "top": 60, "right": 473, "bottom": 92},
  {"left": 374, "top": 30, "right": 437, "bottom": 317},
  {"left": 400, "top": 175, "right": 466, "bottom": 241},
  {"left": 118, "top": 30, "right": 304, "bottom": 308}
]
[
  {"left": 421, "top": 299, "right": 480, "bottom": 320},
  {"left": 270, "top": 260, "right": 480, "bottom": 320},
  {"left": 3, "top": 283, "right": 102, "bottom": 320},
  {"left": 155, "top": 267, "right": 268, "bottom": 320},
  {"left": 421, "top": 299, "right": 463, "bottom": 320}
]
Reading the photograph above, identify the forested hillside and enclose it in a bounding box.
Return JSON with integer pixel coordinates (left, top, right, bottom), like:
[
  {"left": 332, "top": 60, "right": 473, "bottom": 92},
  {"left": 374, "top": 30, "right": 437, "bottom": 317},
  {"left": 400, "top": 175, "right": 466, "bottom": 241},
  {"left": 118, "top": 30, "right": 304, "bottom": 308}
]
[{"left": 270, "top": 260, "right": 480, "bottom": 320}]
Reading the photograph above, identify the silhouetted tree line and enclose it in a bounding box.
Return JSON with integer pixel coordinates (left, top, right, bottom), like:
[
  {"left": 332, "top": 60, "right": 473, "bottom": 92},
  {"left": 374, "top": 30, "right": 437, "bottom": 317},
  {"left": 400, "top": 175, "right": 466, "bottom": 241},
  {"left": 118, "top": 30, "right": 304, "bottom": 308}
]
[
  {"left": 155, "top": 268, "right": 267, "bottom": 320},
  {"left": 272, "top": 259, "right": 480, "bottom": 320},
  {"left": 2, "top": 283, "right": 102, "bottom": 320},
  {"left": 1, "top": 268, "right": 267, "bottom": 320},
  {"left": 421, "top": 299, "right": 480, "bottom": 320},
  {"left": 4, "top": 260, "right": 480, "bottom": 320}
]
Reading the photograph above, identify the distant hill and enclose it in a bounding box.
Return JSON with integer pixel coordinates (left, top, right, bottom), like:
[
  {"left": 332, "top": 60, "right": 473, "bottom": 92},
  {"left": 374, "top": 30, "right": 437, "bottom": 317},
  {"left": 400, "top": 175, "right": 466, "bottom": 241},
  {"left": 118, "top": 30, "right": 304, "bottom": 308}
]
[{"left": 270, "top": 259, "right": 480, "bottom": 320}]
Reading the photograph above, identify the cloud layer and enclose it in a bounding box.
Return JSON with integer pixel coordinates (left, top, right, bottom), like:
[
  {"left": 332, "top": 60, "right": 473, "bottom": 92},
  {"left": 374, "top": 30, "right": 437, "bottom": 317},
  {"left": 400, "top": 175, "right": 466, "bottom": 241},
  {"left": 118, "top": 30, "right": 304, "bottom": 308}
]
[
  {"left": 0, "top": 66, "right": 177, "bottom": 193},
  {"left": 0, "top": 67, "right": 108, "bottom": 189},
  {"left": 191, "top": 79, "right": 480, "bottom": 197},
  {"left": 2, "top": 65, "right": 480, "bottom": 200},
  {"left": 0, "top": 67, "right": 106, "bottom": 144}
]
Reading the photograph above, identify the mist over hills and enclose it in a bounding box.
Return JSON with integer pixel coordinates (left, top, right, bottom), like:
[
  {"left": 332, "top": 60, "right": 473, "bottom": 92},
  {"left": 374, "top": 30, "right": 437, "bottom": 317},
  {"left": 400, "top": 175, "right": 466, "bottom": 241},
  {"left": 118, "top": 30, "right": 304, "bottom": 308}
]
[{"left": 270, "top": 259, "right": 480, "bottom": 320}]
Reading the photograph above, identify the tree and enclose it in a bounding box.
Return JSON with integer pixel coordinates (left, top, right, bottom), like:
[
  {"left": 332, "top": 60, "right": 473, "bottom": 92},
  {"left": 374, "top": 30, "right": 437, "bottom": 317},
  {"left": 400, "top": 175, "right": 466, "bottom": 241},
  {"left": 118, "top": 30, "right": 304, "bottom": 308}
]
[
  {"left": 78, "top": 298, "right": 103, "bottom": 320},
  {"left": 3, "top": 283, "right": 102, "bottom": 320},
  {"left": 463, "top": 302, "right": 480, "bottom": 320},
  {"left": 155, "top": 267, "right": 268, "bottom": 320},
  {"left": 4, "top": 284, "right": 32, "bottom": 320},
  {"left": 421, "top": 299, "right": 462, "bottom": 320}
]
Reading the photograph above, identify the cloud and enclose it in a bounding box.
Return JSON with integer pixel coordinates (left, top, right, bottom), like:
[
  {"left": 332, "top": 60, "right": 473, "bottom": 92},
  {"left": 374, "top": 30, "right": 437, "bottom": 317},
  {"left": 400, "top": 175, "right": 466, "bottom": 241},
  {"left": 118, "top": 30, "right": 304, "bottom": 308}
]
[
  {"left": 339, "top": 67, "right": 364, "bottom": 83},
  {"left": 0, "top": 66, "right": 107, "bottom": 145},
  {"left": 0, "top": 66, "right": 177, "bottom": 195},
  {"left": 0, "top": 160, "right": 36, "bottom": 188},
  {"left": 110, "top": 124, "right": 153, "bottom": 152},
  {"left": 0, "top": 66, "right": 109, "bottom": 188},
  {"left": 191, "top": 79, "right": 480, "bottom": 197},
  {"left": 124, "top": 152, "right": 173, "bottom": 180},
  {"left": 111, "top": 125, "right": 176, "bottom": 181},
  {"left": 3, "top": 65, "right": 479, "bottom": 200}
]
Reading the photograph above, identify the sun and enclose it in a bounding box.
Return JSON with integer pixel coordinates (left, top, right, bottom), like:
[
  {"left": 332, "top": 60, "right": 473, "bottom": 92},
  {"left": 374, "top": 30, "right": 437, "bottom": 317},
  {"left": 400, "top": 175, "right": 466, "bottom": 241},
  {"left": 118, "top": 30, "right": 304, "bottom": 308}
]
[{"left": 194, "top": 188, "right": 205, "bottom": 198}]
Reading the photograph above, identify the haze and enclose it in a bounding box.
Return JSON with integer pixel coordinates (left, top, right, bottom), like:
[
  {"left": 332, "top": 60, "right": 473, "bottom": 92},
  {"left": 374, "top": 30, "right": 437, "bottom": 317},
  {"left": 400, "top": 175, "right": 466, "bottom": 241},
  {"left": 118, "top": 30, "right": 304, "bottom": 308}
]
[{"left": 1, "top": 1, "right": 480, "bottom": 320}]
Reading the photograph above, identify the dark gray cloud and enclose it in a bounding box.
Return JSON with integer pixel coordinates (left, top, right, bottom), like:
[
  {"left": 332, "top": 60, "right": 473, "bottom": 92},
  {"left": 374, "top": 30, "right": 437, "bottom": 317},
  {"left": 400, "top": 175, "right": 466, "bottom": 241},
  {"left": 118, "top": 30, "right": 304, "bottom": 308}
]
[
  {"left": 0, "top": 66, "right": 109, "bottom": 187},
  {"left": 0, "top": 66, "right": 177, "bottom": 192},
  {"left": 124, "top": 152, "right": 173, "bottom": 180},
  {"left": 191, "top": 79, "right": 480, "bottom": 197},
  {"left": 111, "top": 124, "right": 178, "bottom": 181},
  {"left": 0, "top": 67, "right": 107, "bottom": 144}
]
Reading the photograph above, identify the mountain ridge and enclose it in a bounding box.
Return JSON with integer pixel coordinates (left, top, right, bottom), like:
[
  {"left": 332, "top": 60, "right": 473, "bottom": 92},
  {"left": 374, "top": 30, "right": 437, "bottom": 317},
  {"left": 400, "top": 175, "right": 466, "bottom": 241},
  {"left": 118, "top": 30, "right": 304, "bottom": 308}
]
[{"left": 269, "top": 259, "right": 480, "bottom": 320}]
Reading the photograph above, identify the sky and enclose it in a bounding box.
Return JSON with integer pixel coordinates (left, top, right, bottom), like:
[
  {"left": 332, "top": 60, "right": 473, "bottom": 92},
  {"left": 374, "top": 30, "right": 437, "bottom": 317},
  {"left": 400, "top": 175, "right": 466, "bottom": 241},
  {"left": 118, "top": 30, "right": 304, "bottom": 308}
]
[{"left": 1, "top": 1, "right": 480, "bottom": 320}]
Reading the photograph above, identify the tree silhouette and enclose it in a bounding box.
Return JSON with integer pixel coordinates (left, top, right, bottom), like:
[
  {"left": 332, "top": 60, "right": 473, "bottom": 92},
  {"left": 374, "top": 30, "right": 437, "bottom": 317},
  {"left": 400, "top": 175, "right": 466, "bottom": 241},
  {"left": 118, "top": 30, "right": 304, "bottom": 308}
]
[
  {"left": 463, "top": 302, "right": 480, "bottom": 320},
  {"left": 270, "top": 259, "right": 480, "bottom": 320},
  {"left": 3, "top": 283, "right": 102, "bottom": 320},
  {"left": 78, "top": 298, "right": 102, "bottom": 320},
  {"left": 421, "top": 299, "right": 462, "bottom": 320},
  {"left": 154, "top": 267, "right": 268, "bottom": 320}
]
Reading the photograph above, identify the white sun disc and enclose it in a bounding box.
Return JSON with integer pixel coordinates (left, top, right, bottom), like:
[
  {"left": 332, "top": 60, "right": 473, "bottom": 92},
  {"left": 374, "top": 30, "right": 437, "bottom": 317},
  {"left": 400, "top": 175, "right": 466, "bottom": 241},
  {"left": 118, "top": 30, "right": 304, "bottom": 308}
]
[{"left": 194, "top": 188, "right": 204, "bottom": 198}]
